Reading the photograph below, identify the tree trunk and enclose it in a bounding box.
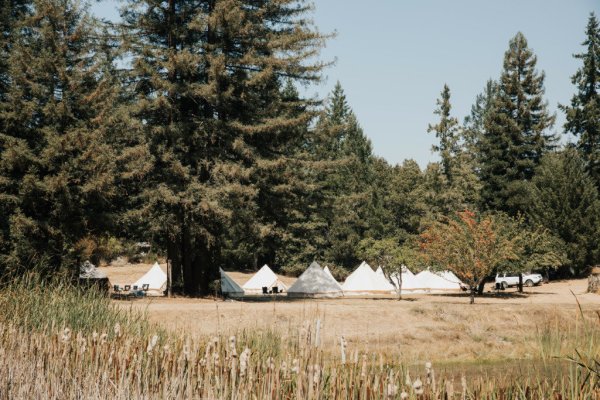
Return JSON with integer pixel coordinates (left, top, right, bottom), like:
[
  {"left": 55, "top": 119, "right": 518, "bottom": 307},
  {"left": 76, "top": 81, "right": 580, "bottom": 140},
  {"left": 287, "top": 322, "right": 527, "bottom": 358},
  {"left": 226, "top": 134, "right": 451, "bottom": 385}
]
[
  {"left": 396, "top": 276, "right": 402, "bottom": 301},
  {"left": 518, "top": 273, "right": 523, "bottom": 293},
  {"left": 588, "top": 267, "right": 600, "bottom": 293},
  {"left": 469, "top": 288, "right": 475, "bottom": 304},
  {"left": 477, "top": 280, "right": 485, "bottom": 295},
  {"left": 167, "top": 233, "right": 182, "bottom": 293}
]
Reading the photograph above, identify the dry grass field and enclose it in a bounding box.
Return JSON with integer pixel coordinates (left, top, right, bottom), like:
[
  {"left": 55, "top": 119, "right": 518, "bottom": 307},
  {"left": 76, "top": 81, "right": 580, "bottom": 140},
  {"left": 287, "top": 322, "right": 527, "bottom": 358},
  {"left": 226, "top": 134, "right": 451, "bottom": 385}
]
[{"left": 103, "top": 263, "right": 600, "bottom": 363}]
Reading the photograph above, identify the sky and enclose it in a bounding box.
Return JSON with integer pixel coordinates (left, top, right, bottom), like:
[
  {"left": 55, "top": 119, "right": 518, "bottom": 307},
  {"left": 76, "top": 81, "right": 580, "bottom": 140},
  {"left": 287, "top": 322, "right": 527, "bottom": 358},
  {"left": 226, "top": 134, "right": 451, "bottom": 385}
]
[{"left": 92, "top": 0, "right": 599, "bottom": 167}]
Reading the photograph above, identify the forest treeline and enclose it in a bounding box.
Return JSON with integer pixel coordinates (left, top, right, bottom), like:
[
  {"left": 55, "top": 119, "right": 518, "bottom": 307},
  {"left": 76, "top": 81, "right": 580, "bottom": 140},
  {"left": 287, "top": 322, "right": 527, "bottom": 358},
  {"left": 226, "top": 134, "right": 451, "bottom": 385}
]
[{"left": 0, "top": 0, "right": 599, "bottom": 294}]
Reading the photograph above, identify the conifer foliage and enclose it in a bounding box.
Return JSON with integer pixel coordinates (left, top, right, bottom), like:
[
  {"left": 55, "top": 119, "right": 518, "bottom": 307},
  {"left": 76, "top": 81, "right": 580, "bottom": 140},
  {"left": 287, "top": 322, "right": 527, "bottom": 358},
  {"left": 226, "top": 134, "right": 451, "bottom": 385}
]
[
  {"left": 427, "top": 84, "right": 459, "bottom": 184},
  {"left": 121, "top": 0, "right": 328, "bottom": 294},
  {"left": 562, "top": 13, "right": 600, "bottom": 185},
  {"left": 0, "top": 0, "right": 118, "bottom": 275},
  {"left": 479, "top": 32, "right": 556, "bottom": 215}
]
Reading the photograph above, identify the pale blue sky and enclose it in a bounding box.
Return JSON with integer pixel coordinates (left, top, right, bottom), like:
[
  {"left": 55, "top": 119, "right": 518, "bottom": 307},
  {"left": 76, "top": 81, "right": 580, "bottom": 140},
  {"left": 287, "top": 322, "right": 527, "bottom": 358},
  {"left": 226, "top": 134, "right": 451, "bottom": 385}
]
[{"left": 92, "top": 0, "right": 598, "bottom": 167}]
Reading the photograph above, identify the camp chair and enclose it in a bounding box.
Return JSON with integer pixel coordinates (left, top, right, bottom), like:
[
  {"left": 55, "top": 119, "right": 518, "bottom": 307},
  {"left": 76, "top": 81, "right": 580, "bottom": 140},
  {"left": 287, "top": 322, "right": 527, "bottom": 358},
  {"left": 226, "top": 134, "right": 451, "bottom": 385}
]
[
  {"left": 262, "top": 286, "right": 269, "bottom": 295},
  {"left": 272, "top": 286, "right": 279, "bottom": 294},
  {"left": 142, "top": 284, "right": 149, "bottom": 292},
  {"left": 124, "top": 285, "right": 131, "bottom": 291},
  {"left": 133, "top": 285, "right": 139, "bottom": 291},
  {"left": 112, "top": 285, "right": 122, "bottom": 300}
]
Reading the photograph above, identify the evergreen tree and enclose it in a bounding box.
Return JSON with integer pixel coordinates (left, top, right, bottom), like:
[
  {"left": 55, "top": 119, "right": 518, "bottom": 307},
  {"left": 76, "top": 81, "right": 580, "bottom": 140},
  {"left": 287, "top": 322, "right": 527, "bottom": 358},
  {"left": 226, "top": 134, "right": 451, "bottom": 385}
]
[
  {"left": 427, "top": 84, "right": 459, "bottom": 183},
  {"left": 479, "top": 32, "right": 556, "bottom": 215},
  {"left": 0, "top": 0, "right": 119, "bottom": 274},
  {"left": 425, "top": 84, "right": 481, "bottom": 213},
  {"left": 386, "top": 159, "right": 426, "bottom": 240},
  {"left": 526, "top": 149, "right": 600, "bottom": 275},
  {"left": 0, "top": 0, "right": 31, "bottom": 100},
  {"left": 561, "top": 13, "right": 600, "bottom": 185},
  {"left": 122, "top": 0, "right": 327, "bottom": 294},
  {"left": 463, "top": 79, "right": 498, "bottom": 153},
  {"left": 307, "top": 82, "right": 383, "bottom": 270}
]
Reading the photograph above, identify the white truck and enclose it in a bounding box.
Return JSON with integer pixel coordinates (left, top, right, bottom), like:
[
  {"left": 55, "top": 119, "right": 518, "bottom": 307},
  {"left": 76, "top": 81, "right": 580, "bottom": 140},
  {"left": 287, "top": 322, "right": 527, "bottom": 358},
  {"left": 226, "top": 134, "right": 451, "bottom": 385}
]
[{"left": 495, "top": 272, "right": 543, "bottom": 289}]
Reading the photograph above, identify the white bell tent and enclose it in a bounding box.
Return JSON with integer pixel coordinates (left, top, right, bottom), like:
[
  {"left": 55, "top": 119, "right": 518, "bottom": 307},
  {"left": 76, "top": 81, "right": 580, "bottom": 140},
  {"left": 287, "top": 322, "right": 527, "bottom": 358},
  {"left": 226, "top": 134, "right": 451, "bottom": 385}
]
[
  {"left": 287, "top": 261, "right": 343, "bottom": 298},
  {"left": 242, "top": 264, "right": 287, "bottom": 294},
  {"left": 220, "top": 268, "right": 244, "bottom": 297},
  {"left": 133, "top": 262, "right": 167, "bottom": 296},
  {"left": 374, "top": 266, "right": 396, "bottom": 292},
  {"left": 342, "top": 261, "right": 395, "bottom": 295},
  {"left": 413, "top": 270, "right": 464, "bottom": 292}
]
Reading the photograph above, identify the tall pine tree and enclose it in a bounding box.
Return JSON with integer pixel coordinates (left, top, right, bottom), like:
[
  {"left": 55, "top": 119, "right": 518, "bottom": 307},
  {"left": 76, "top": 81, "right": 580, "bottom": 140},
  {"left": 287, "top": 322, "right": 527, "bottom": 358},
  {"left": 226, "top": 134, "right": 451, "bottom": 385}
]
[
  {"left": 527, "top": 149, "right": 600, "bottom": 275},
  {"left": 0, "top": 0, "right": 120, "bottom": 274},
  {"left": 479, "top": 32, "right": 556, "bottom": 215},
  {"left": 561, "top": 13, "right": 600, "bottom": 185},
  {"left": 427, "top": 84, "right": 459, "bottom": 184},
  {"left": 122, "top": 0, "right": 327, "bottom": 294}
]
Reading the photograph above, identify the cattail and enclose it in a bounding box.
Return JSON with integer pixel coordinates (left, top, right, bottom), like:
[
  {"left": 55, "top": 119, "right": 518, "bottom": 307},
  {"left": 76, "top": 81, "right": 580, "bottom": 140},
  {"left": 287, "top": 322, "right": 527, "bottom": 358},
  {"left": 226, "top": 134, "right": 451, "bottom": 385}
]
[
  {"left": 61, "top": 327, "right": 71, "bottom": 343},
  {"left": 100, "top": 333, "right": 108, "bottom": 345},
  {"left": 413, "top": 376, "right": 423, "bottom": 395},
  {"left": 266, "top": 356, "right": 275, "bottom": 372},
  {"left": 312, "top": 364, "right": 321, "bottom": 386},
  {"left": 147, "top": 335, "right": 158, "bottom": 353},
  {"left": 405, "top": 369, "right": 412, "bottom": 386},
  {"left": 92, "top": 331, "right": 98, "bottom": 343},
  {"left": 446, "top": 378, "right": 455, "bottom": 398},
  {"left": 291, "top": 358, "right": 300, "bottom": 374},
  {"left": 387, "top": 370, "right": 398, "bottom": 398},
  {"left": 340, "top": 336, "right": 347, "bottom": 365},
  {"left": 461, "top": 375, "right": 467, "bottom": 399},
  {"left": 425, "top": 361, "right": 436, "bottom": 391},
  {"left": 228, "top": 336, "right": 237, "bottom": 356},
  {"left": 113, "top": 323, "right": 121, "bottom": 338},
  {"left": 239, "top": 347, "right": 251, "bottom": 378},
  {"left": 182, "top": 344, "right": 191, "bottom": 362},
  {"left": 76, "top": 332, "right": 85, "bottom": 347}
]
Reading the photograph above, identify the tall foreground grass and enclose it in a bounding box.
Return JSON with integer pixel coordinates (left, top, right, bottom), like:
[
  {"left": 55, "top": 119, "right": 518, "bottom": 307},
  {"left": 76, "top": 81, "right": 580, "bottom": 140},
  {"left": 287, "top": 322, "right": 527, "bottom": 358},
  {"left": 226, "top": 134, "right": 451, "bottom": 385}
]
[
  {"left": 0, "top": 273, "right": 151, "bottom": 336},
  {"left": 0, "top": 278, "right": 599, "bottom": 399}
]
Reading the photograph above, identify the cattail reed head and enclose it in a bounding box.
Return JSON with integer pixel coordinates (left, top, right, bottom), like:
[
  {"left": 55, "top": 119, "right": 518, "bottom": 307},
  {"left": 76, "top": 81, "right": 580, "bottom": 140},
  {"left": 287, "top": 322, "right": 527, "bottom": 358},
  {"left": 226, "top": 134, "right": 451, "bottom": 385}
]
[
  {"left": 146, "top": 335, "right": 158, "bottom": 353},
  {"left": 61, "top": 327, "right": 71, "bottom": 343},
  {"left": 239, "top": 347, "right": 251, "bottom": 378},
  {"left": 413, "top": 376, "right": 423, "bottom": 395}
]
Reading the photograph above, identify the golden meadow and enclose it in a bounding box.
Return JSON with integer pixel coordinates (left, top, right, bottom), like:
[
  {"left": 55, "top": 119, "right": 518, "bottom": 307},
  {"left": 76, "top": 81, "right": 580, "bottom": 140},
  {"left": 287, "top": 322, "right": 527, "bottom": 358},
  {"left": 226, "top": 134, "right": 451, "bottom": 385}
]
[{"left": 1, "top": 276, "right": 599, "bottom": 399}]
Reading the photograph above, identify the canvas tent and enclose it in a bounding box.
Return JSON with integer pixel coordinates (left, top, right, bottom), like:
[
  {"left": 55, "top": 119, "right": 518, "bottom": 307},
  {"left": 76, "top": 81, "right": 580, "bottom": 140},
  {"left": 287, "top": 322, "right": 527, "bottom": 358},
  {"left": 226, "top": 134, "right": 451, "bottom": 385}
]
[
  {"left": 374, "top": 266, "right": 396, "bottom": 292},
  {"left": 323, "top": 266, "right": 336, "bottom": 281},
  {"left": 220, "top": 268, "right": 244, "bottom": 297},
  {"left": 242, "top": 264, "right": 287, "bottom": 294},
  {"left": 133, "top": 262, "right": 167, "bottom": 296},
  {"left": 287, "top": 261, "right": 343, "bottom": 298},
  {"left": 342, "top": 262, "right": 395, "bottom": 295},
  {"left": 413, "top": 270, "right": 463, "bottom": 292},
  {"left": 390, "top": 266, "right": 422, "bottom": 293},
  {"left": 438, "top": 270, "right": 464, "bottom": 288}
]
